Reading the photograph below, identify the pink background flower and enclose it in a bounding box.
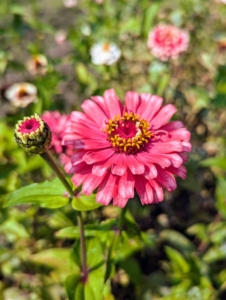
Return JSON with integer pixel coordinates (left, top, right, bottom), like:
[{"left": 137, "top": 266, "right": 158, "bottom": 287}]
[
  {"left": 63, "top": 89, "right": 191, "bottom": 208},
  {"left": 147, "top": 24, "right": 189, "bottom": 61},
  {"left": 41, "top": 111, "right": 73, "bottom": 167}
]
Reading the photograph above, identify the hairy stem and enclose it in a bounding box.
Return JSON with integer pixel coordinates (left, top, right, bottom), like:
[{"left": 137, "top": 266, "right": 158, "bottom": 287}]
[{"left": 40, "top": 150, "right": 87, "bottom": 278}]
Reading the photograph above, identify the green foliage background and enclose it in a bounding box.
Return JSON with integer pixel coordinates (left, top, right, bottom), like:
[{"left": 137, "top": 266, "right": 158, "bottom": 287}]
[{"left": 1, "top": 0, "right": 226, "bottom": 299}]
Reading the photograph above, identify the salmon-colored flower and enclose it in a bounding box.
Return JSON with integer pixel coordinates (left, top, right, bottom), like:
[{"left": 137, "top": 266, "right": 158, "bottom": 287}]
[
  {"left": 147, "top": 24, "right": 189, "bottom": 61},
  {"left": 63, "top": 89, "right": 191, "bottom": 207},
  {"left": 5, "top": 82, "right": 37, "bottom": 108}
]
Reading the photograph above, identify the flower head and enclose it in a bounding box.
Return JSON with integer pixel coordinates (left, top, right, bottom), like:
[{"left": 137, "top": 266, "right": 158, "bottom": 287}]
[
  {"left": 27, "top": 54, "right": 48, "bottom": 75},
  {"left": 63, "top": 0, "right": 78, "bottom": 7},
  {"left": 90, "top": 42, "right": 121, "bottom": 65},
  {"left": 41, "top": 111, "right": 73, "bottom": 167},
  {"left": 63, "top": 89, "right": 191, "bottom": 207},
  {"left": 147, "top": 24, "right": 189, "bottom": 61},
  {"left": 54, "top": 30, "right": 67, "bottom": 45},
  {"left": 5, "top": 82, "right": 37, "bottom": 108},
  {"left": 15, "top": 114, "right": 52, "bottom": 154}
]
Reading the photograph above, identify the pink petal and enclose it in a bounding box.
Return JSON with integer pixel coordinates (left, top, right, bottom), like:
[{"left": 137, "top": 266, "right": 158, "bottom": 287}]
[
  {"left": 166, "top": 165, "right": 187, "bottom": 179},
  {"left": 113, "top": 195, "right": 129, "bottom": 208},
  {"left": 81, "top": 100, "right": 108, "bottom": 126},
  {"left": 149, "top": 180, "right": 164, "bottom": 202},
  {"left": 178, "top": 152, "right": 188, "bottom": 163},
  {"left": 83, "top": 148, "right": 115, "bottom": 164},
  {"left": 167, "top": 128, "right": 191, "bottom": 142},
  {"left": 160, "top": 121, "right": 184, "bottom": 131},
  {"left": 136, "top": 93, "right": 151, "bottom": 117},
  {"left": 182, "top": 141, "right": 192, "bottom": 152},
  {"left": 150, "top": 140, "right": 183, "bottom": 154},
  {"left": 71, "top": 139, "right": 111, "bottom": 150},
  {"left": 96, "top": 172, "right": 117, "bottom": 205},
  {"left": 82, "top": 174, "right": 104, "bottom": 195},
  {"left": 140, "top": 95, "right": 163, "bottom": 122},
  {"left": 125, "top": 91, "right": 140, "bottom": 113},
  {"left": 138, "top": 152, "right": 171, "bottom": 169},
  {"left": 70, "top": 111, "right": 99, "bottom": 130},
  {"left": 125, "top": 155, "right": 145, "bottom": 174},
  {"left": 144, "top": 164, "right": 158, "bottom": 179},
  {"left": 151, "top": 104, "right": 177, "bottom": 129},
  {"left": 156, "top": 167, "right": 177, "bottom": 191},
  {"left": 103, "top": 89, "right": 123, "bottom": 118},
  {"left": 71, "top": 164, "right": 92, "bottom": 187},
  {"left": 71, "top": 150, "right": 87, "bottom": 165},
  {"left": 135, "top": 176, "right": 153, "bottom": 205},
  {"left": 111, "top": 153, "right": 127, "bottom": 176},
  {"left": 92, "top": 155, "right": 117, "bottom": 176},
  {"left": 118, "top": 170, "right": 135, "bottom": 199},
  {"left": 91, "top": 95, "right": 110, "bottom": 118}
]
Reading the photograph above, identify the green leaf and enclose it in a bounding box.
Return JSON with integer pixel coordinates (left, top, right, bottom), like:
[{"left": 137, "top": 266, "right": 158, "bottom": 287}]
[
  {"left": 165, "top": 246, "right": 190, "bottom": 273},
  {"left": 187, "top": 223, "right": 209, "bottom": 243},
  {"left": 215, "top": 178, "right": 226, "bottom": 218},
  {"left": 200, "top": 157, "right": 226, "bottom": 170},
  {"left": 142, "top": 4, "right": 159, "bottom": 36},
  {"left": 4, "top": 178, "right": 69, "bottom": 209},
  {"left": 71, "top": 194, "right": 102, "bottom": 211},
  {"left": 160, "top": 229, "right": 195, "bottom": 253},
  {"left": 65, "top": 273, "right": 84, "bottom": 300},
  {"left": 86, "top": 237, "right": 104, "bottom": 269},
  {"left": 120, "top": 257, "right": 142, "bottom": 284},
  {"left": 208, "top": 222, "right": 226, "bottom": 245},
  {"left": 67, "top": 238, "right": 105, "bottom": 300},
  {"left": 203, "top": 244, "right": 226, "bottom": 263}
]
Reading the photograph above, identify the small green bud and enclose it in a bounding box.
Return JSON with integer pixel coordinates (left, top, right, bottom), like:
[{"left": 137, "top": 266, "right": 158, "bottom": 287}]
[{"left": 14, "top": 114, "right": 52, "bottom": 154}]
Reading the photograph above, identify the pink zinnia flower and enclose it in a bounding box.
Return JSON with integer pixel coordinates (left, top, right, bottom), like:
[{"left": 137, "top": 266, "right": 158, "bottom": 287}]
[
  {"left": 147, "top": 24, "right": 189, "bottom": 61},
  {"left": 64, "top": 89, "right": 191, "bottom": 208},
  {"left": 41, "top": 111, "right": 73, "bottom": 167}
]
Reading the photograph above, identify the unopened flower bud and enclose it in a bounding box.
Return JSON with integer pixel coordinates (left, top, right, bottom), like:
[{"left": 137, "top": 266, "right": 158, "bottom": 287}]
[{"left": 14, "top": 114, "right": 52, "bottom": 154}]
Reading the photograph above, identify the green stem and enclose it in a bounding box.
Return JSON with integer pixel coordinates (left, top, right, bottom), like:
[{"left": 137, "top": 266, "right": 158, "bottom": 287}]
[{"left": 40, "top": 150, "right": 87, "bottom": 278}]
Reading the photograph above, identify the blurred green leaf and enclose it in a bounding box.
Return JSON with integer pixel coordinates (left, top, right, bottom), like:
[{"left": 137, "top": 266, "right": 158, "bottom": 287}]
[
  {"left": 215, "top": 178, "right": 226, "bottom": 218},
  {"left": 203, "top": 244, "right": 226, "bottom": 263},
  {"left": 71, "top": 194, "right": 102, "bottom": 211},
  {"left": 160, "top": 229, "right": 195, "bottom": 253},
  {"left": 187, "top": 223, "right": 209, "bottom": 243},
  {"left": 200, "top": 157, "right": 226, "bottom": 170},
  {"left": 142, "top": 3, "right": 159, "bottom": 36},
  {"left": 4, "top": 178, "right": 69, "bottom": 209},
  {"left": 165, "top": 246, "right": 190, "bottom": 273}
]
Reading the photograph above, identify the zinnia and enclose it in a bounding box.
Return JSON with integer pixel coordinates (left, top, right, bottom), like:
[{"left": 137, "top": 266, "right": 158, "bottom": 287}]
[
  {"left": 147, "top": 24, "right": 189, "bottom": 61},
  {"left": 64, "top": 89, "right": 191, "bottom": 207},
  {"left": 27, "top": 54, "right": 48, "bottom": 75},
  {"left": 41, "top": 111, "right": 73, "bottom": 167},
  {"left": 5, "top": 82, "right": 37, "bottom": 108},
  {"left": 90, "top": 42, "right": 121, "bottom": 66}
]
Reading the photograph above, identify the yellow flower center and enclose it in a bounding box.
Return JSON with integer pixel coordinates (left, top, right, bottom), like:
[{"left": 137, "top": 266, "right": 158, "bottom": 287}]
[{"left": 104, "top": 112, "right": 152, "bottom": 154}]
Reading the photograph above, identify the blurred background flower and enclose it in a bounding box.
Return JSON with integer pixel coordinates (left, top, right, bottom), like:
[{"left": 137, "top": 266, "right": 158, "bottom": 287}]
[
  {"left": 26, "top": 54, "right": 48, "bottom": 76},
  {"left": 147, "top": 24, "right": 189, "bottom": 61},
  {"left": 5, "top": 82, "right": 37, "bottom": 108},
  {"left": 63, "top": 0, "right": 78, "bottom": 8},
  {"left": 90, "top": 42, "right": 121, "bottom": 65}
]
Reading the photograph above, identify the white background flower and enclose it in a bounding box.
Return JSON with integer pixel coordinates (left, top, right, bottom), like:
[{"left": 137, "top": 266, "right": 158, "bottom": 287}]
[
  {"left": 90, "top": 42, "right": 121, "bottom": 65},
  {"left": 5, "top": 82, "right": 37, "bottom": 108}
]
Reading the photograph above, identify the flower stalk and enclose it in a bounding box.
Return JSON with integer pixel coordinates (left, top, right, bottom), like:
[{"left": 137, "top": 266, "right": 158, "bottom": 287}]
[{"left": 40, "top": 150, "right": 88, "bottom": 279}]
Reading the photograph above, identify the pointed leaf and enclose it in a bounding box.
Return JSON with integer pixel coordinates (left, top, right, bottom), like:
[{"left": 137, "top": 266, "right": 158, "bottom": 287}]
[{"left": 4, "top": 178, "right": 69, "bottom": 209}]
